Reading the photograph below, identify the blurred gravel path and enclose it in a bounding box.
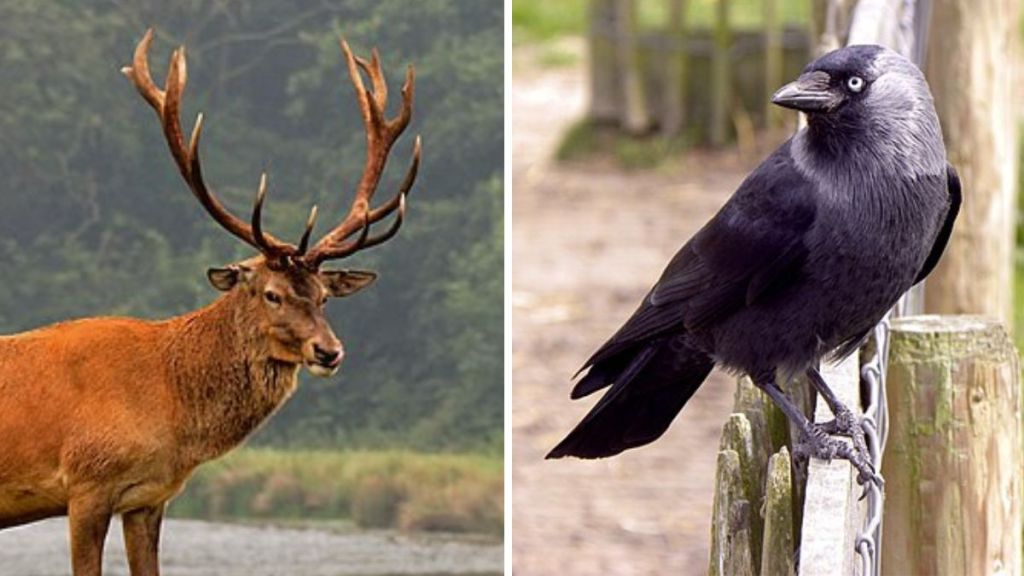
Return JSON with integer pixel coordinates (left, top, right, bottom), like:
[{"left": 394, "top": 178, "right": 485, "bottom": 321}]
[
  {"left": 0, "top": 518, "right": 501, "bottom": 576},
  {"left": 511, "top": 40, "right": 763, "bottom": 576}
]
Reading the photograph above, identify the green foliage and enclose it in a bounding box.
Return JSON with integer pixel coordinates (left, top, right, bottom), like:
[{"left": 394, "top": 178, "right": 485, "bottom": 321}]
[
  {"left": 0, "top": 1, "right": 502, "bottom": 452},
  {"left": 170, "top": 448, "right": 503, "bottom": 535},
  {"left": 512, "top": 0, "right": 810, "bottom": 42},
  {"left": 513, "top": 0, "right": 587, "bottom": 41}
]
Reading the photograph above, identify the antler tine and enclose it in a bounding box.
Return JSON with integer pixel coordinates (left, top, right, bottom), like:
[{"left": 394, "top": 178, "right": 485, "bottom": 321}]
[
  {"left": 123, "top": 29, "right": 296, "bottom": 259},
  {"left": 162, "top": 47, "right": 191, "bottom": 177},
  {"left": 297, "top": 205, "right": 319, "bottom": 255},
  {"left": 300, "top": 40, "right": 418, "bottom": 267},
  {"left": 121, "top": 28, "right": 164, "bottom": 111},
  {"left": 358, "top": 194, "right": 407, "bottom": 251},
  {"left": 368, "top": 135, "right": 421, "bottom": 221},
  {"left": 325, "top": 212, "right": 373, "bottom": 260},
  {"left": 389, "top": 65, "right": 415, "bottom": 136},
  {"left": 327, "top": 195, "right": 407, "bottom": 261},
  {"left": 354, "top": 49, "right": 387, "bottom": 111},
  {"left": 251, "top": 173, "right": 277, "bottom": 255},
  {"left": 340, "top": 39, "right": 372, "bottom": 129}
]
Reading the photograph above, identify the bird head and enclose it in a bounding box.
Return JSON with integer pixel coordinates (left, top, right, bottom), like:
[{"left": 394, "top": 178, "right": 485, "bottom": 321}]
[
  {"left": 776, "top": 44, "right": 946, "bottom": 182},
  {"left": 772, "top": 44, "right": 930, "bottom": 122}
]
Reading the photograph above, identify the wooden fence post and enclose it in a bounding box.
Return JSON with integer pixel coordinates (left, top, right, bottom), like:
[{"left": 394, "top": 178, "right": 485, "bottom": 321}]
[
  {"left": 589, "top": 0, "right": 620, "bottom": 122},
  {"left": 761, "top": 447, "right": 794, "bottom": 576},
  {"left": 709, "top": 380, "right": 797, "bottom": 574},
  {"left": 662, "top": 0, "right": 689, "bottom": 137},
  {"left": 797, "top": 354, "right": 863, "bottom": 576},
  {"left": 613, "top": 0, "right": 651, "bottom": 133},
  {"left": 710, "top": 449, "right": 756, "bottom": 576},
  {"left": 709, "top": 0, "right": 731, "bottom": 146},
  {"left": 763, "top": 0, "right": 783, "bottom": 129},
  {"left": 882, "top": 316, "right": 1021, "bottom": 575},
  {"left": 923, "top": 0, "right": 1020, "bottom": 325}
]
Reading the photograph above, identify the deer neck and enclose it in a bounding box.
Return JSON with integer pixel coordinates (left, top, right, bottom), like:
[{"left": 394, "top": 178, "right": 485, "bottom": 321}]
[{"left": 165, "top": 290, "right": 300, "bottom": 464}]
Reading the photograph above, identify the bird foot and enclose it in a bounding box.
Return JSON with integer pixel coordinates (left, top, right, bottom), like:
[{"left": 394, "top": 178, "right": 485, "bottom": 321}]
[
  {"left": 817, "top": 408, "right": 870, "bottom": 465},
  {"left": 793, "top": 423, "right": 883, "bottom": 493}
]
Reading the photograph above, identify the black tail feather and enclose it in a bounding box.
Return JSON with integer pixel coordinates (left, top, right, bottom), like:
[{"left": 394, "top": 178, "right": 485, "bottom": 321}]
[
  {"left": 548, "top": 335, "right": 713, "bottom": 459},
  {"left": 570, "top": 346, "right": 653, "bottom": 399}
]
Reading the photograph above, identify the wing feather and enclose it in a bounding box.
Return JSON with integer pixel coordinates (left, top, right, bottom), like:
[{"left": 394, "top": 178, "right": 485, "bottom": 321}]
[
  {"left": 913, "top": 163, "right": 961, "bottom": 285},
  {"left": 580, "top": 140, "right": 818, "bottom": 371}
]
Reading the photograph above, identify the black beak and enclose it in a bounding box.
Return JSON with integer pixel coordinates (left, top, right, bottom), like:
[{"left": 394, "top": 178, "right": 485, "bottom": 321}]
[{"left": 771, "top": 71, "right": 841, "bottom": 113}]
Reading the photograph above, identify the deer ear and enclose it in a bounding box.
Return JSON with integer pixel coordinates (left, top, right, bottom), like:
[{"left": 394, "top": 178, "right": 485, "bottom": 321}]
[
  {"left": 321, "top": 269, "right": 377, "bottom": 297},
  {"left": 207, "top": 265, "right": 253, "bottom": 292}
]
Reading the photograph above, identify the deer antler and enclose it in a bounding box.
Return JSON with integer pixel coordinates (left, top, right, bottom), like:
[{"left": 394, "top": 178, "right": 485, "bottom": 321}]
[
  {"left": 122, "top": 29, "right": 296, "bottom": 260},
  {"left": 299, "top": 39, "right": 421, "bottom": 267}
]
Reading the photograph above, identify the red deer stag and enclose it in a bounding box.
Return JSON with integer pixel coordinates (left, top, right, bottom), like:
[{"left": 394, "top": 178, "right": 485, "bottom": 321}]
[{"left": 0, "top": 29, "right": 419, "bottom": 576}]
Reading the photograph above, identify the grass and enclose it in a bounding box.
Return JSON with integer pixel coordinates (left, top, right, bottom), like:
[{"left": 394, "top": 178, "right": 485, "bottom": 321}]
[
  {"left": 557, "top": 119, "right": 693, "bottom": 170},
  {"left": 513, "top": 0, "right": 810, "bottom": 43},
  {"left": 169, "top": 449, "right": 503, "bottom": 536},
  {"left": 512, "top": 0, "right": 587, "bottom": 41}
]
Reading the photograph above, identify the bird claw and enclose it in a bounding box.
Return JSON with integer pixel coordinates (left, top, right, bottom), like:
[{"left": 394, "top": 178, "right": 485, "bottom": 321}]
[
  {"left": 794, "top": 423, "right": 883, "bottom": 491},
  {"left": 816, "top": 408, "right": 870, "bottom": 465}
]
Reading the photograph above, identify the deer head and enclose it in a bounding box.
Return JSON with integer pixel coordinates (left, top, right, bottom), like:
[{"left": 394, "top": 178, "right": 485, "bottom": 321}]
[{"left": 122, "top": 29, "right": 420, "bottom": 376}]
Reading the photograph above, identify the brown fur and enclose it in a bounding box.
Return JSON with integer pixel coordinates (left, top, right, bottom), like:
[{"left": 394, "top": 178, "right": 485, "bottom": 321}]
[
  {"left": 0, "top": 257, "right": 374, "bottom": 575},
  {"left": 2, "top": 28, "right": 415, "bottom": 575}
]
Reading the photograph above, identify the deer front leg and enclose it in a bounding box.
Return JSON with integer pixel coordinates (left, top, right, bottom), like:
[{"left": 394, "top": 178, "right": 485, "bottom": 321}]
[
  {"left": 123, "top": 504, "right": 164, "bottom": 576},
  {"left": 68, "top": 495, "right": 113, "bottom": 576}
]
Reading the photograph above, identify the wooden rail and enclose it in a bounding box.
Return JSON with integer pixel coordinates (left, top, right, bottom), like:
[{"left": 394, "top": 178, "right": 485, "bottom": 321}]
[
  {"left": 797, "top": 355, "right": 864, "bottom": 575},
  {"left": 586, "top": 0, "right": 810, "bottom": 144}
]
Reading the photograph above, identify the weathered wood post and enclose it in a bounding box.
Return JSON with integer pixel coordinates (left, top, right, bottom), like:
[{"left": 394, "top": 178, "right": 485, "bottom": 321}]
[
  {"left": 662, "top": 0, "right": 689, "bottom": 137},
  {"left": 710, "top": 449, "right": 756, "bottom": 576},
  {"left": 709, "top": 0, "right": 732, "bottom": 146},
  {"left": 762, "top": 0, "right": 783, "bottom": 129},
  {"left": 588, "top": 0, "right": 620, "bottom": 123},
  {"left": 797, "top": 354, "right": 864, "bottom": 576},
  {"left": 709, "top": 379, "right": 796, "bottom": 575},
  {"left": 882, "top": 316, "right": 1021, "bottom": 575},
  {"left": 613, "top": 0, "right": 651, "bottom": 133},
  {"left": 761, "top": 447, "right": 794, "bottom": 576},
  {"left": 924, "top": 0, "right": 1020, "bottom": 324}
]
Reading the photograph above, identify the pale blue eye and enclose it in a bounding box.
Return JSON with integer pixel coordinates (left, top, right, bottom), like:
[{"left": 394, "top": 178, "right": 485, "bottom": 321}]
[{"left": 847, "top": 76, "right": 865, "bottom": 92}]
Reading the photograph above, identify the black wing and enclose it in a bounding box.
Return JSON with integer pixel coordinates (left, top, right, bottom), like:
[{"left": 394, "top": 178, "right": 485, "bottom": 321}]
[
  {"left": 579, "top": 140, "right": 818, "bottom": 374},
  {"left": 913, "top": 163, "right": 961, "bottom": 285}
]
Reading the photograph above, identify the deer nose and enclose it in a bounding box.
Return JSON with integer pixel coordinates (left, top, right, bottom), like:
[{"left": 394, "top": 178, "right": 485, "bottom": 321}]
[{"left": 313, "top": 344, "right": 344, "bottom": 367}]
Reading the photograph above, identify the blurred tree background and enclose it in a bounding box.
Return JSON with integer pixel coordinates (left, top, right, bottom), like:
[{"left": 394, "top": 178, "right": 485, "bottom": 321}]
[{"left": 0, "top": 0, "right": 503, "bottom": 454}]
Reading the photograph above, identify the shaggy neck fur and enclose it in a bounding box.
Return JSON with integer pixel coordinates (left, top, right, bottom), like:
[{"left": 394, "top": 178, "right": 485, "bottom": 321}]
[{"left": 163, "top": 289, "right": 299, "bottom": 465}]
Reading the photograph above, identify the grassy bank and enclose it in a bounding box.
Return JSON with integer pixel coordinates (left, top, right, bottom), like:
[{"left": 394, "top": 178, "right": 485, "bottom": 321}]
[{"left": 169, "top": 449, "right": 503, "bottom": 536}]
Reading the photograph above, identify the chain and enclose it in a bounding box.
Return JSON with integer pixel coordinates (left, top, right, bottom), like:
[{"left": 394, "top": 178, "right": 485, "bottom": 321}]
[
  {"left": 855, "top": 312, "right": 890, "bottom": 576},
  {"left": 847, "top": 1, "right": 927, "bottom": 572}
]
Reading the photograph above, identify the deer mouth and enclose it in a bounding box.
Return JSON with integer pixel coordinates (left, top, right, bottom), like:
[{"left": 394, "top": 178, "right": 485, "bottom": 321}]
[{"left": 306, "top": 358, "right": 341, "bottom": 377}]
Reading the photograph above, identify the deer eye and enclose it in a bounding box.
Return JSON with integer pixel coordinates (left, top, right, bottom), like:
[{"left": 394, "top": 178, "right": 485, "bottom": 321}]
[
  {"left": 320, "top": 296, "right": 329, "bottom": 306},
  {"left": 264, "top": 291, "right": 282, "bottom": 306}
]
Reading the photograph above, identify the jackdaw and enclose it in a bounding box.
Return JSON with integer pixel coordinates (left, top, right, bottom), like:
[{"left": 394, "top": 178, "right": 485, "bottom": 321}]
[{"left": 547, "top": 45, "right": 960, "bottom": 484}]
